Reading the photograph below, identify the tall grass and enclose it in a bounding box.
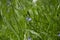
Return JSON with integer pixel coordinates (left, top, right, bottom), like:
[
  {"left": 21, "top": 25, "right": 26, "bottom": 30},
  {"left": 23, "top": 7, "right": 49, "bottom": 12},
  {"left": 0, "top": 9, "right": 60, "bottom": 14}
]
[{"left": 0, "top": 0, "right": 60, "bottom": 40}]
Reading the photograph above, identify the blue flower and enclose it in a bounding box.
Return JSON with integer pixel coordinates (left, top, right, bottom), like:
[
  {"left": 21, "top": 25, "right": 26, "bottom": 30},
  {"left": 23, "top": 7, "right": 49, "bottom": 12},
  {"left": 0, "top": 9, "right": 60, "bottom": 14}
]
[
  {"left": 28, "top": 37, "right": 31, "bottom": 40},
  {"left": 58, "top": 34, "right": 60, "bottom": 36},
  {"left": 26, "top": 17, "right": 32, "bottom": 21}
]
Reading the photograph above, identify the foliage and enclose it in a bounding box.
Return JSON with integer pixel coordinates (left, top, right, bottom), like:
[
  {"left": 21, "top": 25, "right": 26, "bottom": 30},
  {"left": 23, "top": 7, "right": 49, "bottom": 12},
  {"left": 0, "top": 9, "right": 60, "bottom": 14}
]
[{"left": 0, "top": 0, "right": 60, "bottom": 40}]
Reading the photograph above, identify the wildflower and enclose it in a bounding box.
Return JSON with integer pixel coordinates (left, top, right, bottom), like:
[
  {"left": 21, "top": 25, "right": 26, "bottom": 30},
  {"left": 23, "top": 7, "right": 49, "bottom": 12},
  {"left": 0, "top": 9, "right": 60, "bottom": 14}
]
[
  {"left": 26, "top": 17, "right": 32, "bottom": 21},
  {"left": 32, "top": 0, "right": 37, "bottom": 3},
  {"left": 28, "top": 37, "right": 31, "bottom": 40},
  {"left": 58, "top": 34, "right": 60, "bottom": 36}
]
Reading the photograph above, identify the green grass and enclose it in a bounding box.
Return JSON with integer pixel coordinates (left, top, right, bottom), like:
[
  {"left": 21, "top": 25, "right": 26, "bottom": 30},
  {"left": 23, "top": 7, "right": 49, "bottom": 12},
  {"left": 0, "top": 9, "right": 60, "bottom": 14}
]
[{"left": 0, "top": 0, "right": 60, "bottom": 40}]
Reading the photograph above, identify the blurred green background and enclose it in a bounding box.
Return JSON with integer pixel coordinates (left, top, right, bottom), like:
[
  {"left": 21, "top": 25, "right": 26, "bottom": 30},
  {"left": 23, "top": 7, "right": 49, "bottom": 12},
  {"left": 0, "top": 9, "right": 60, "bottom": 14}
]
[{"left": 0, "top": 0, "right": 60, "bottom": 40}]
